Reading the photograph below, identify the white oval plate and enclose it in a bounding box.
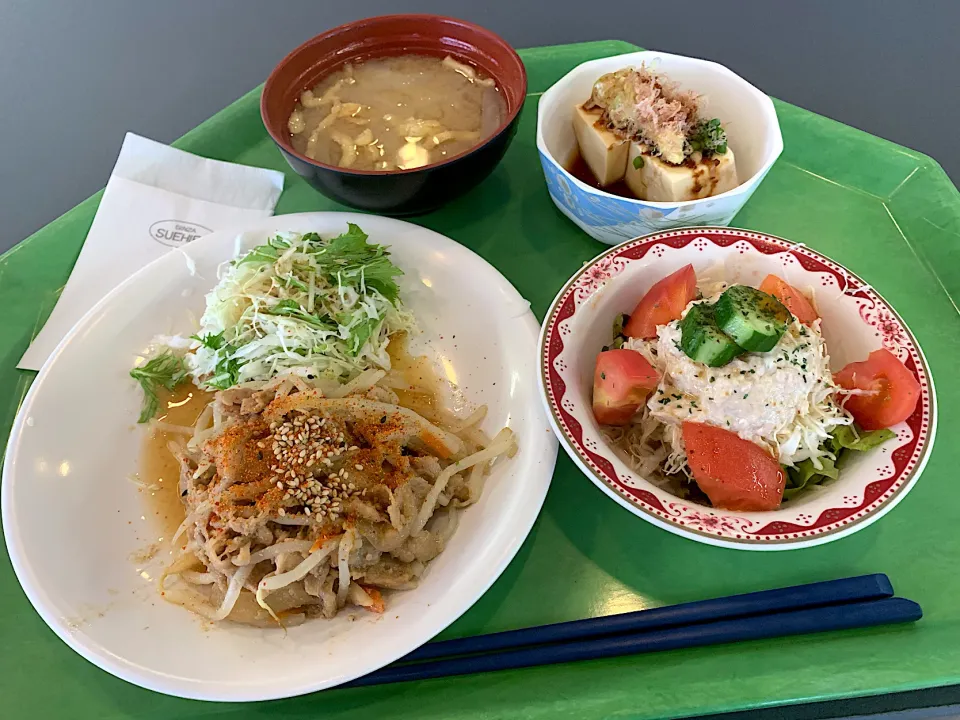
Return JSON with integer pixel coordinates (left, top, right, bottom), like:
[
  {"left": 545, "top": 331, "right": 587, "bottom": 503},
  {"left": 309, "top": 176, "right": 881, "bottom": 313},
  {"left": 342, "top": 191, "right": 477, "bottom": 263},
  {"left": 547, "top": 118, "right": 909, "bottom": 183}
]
[
  {"left": 3, "top": 212, "right": 557, "bottom": 701},
  {"left": 539, "top": 227, "right": 936, "bottom": 550}
]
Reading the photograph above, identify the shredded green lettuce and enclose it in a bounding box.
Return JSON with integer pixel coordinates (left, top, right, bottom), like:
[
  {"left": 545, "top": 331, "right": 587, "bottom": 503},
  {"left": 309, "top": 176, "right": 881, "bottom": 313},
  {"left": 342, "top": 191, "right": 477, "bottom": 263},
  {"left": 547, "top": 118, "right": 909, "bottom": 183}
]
[
  {"left": 831, "top": 425, "right": 895, "bottom": 453},
  {"left": 602, "top": 313, "right": 630, "bottom": 351},
  {"left": 783, "top": 425, "right": 895, "bottom": 499}
]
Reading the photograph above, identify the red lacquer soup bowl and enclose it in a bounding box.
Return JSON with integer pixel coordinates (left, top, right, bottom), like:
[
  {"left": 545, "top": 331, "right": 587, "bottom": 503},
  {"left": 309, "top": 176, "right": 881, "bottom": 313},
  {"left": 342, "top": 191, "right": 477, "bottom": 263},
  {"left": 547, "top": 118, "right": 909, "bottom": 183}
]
[{"left": 261, "top": 14, "right": 526, "bottom": 215}]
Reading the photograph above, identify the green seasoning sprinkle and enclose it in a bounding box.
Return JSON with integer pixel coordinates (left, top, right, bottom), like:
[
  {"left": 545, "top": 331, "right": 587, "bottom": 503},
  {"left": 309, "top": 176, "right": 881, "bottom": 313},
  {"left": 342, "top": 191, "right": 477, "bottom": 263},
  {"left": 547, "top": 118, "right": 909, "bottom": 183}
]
[{"left": 633, "top": 155, "right": 644, "bottom": 169}]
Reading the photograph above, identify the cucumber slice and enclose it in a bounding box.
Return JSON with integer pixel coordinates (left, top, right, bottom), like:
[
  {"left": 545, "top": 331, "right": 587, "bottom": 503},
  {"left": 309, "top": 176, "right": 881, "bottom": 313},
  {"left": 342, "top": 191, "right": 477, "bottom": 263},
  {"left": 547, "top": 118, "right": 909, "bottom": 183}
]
[
  {"left": 679, "top": 303, "right": 744, "bottom": 367},
  {"left": 714, "top": 285, "right": 791, "bottom": 352}
]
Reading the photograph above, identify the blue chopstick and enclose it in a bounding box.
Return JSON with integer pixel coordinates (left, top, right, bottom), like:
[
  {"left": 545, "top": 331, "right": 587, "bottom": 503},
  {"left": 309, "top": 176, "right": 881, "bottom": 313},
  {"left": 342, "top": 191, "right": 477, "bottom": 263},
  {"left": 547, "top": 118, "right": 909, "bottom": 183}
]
[
  {"left": 402, "top": 574, "right": 893, "bottom": 663},
  {"left": 346, "top": 596, "right": 920, "bottom": 688}
]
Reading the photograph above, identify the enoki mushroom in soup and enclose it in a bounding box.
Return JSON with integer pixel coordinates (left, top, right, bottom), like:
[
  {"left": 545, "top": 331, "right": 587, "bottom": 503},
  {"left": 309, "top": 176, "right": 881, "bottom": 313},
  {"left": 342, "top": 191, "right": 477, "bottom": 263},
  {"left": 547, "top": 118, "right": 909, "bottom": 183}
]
[{"left": 287, "top": 55, "right": 506, "bottom": 171}]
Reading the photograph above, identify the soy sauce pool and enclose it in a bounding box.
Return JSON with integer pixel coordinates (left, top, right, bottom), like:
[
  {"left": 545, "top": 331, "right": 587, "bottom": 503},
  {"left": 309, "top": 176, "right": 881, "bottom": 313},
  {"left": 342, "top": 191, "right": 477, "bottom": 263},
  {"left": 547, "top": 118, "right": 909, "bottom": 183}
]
[
  {"left": 565, "top": 150, "right": 635, "bottom": 199},
  {"left": 138, "top": 384, "right": 212, "bottom": 536}
]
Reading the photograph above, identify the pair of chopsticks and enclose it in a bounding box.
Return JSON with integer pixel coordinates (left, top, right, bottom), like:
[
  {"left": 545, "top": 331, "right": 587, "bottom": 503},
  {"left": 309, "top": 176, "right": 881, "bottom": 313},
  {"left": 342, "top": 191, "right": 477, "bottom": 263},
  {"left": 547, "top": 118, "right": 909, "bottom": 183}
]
[{"left": 345, "top": 574, "right": 920, "bottom": 688}]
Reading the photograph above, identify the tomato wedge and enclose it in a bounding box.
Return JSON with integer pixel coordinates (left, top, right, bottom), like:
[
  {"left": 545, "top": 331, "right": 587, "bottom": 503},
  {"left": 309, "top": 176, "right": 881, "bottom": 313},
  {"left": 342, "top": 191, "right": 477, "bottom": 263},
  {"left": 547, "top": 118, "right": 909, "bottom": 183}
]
[
  {"left": 834, "top": 349, "right": 920, "bottom": 430},
  {"left": 758, "top": 274, "right": 819, "bottom": 325},
  {"left": 682, "top": 422, "right": 785, "bottom": 511},
  {"left": 592, "top": 349, "right": 661, "bottom": 426},
  {"left": 623, "top": 264, "right": 698, "bottom": 339}
]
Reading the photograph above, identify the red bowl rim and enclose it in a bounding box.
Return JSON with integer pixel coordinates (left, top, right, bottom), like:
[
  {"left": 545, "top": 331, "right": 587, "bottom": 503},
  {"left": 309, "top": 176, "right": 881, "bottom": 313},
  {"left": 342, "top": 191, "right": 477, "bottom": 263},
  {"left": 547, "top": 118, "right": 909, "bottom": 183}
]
[{"left": 260, "top": 14, "right": 527, "bottom": 177}]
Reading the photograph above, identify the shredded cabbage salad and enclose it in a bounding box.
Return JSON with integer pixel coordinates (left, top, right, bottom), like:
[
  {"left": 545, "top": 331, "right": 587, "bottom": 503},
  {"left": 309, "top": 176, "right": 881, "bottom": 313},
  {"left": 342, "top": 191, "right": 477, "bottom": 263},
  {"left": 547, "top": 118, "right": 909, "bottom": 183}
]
[
  {"left": 187, "top": 223, "right": 416, "bottom": 388},
  {"left": 132, "top": 225, "right": 417, "bottom": 417}
]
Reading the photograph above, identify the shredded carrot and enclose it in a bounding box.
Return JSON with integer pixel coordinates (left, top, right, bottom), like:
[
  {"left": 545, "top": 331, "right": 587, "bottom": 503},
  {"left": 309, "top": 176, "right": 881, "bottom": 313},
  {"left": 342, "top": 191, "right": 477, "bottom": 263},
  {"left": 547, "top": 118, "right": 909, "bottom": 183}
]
[
  {"left": 309, "top": 531, "right": 342, "bottom": 553},
  {"left": 361, "top": 586, "right": 385, "bottom": 614},
  {"left": 421, "top": 431, "right": 453, "bottom": 459}
]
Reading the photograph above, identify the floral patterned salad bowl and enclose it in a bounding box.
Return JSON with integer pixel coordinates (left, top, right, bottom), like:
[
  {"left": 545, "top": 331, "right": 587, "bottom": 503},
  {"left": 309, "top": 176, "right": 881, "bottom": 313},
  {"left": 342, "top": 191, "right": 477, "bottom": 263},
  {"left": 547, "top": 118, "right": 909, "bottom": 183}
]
[{"left": 538, "top": 227, "right": 936, "bottom": 550}]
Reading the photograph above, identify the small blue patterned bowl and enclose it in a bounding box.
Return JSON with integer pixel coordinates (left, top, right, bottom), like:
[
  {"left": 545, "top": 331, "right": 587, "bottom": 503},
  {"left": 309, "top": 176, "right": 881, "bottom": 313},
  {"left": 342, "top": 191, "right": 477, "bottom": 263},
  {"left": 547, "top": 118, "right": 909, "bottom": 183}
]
[{"left": 536, "top": 51, "right": 783, "bottom": 245}]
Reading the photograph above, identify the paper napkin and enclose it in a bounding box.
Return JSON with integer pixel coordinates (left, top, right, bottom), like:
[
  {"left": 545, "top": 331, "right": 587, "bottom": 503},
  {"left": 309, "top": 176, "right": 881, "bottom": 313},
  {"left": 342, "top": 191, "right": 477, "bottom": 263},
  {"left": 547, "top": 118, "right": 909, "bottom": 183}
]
[{"left": 18, "top": 133, "right": 285, "bottom": 370}]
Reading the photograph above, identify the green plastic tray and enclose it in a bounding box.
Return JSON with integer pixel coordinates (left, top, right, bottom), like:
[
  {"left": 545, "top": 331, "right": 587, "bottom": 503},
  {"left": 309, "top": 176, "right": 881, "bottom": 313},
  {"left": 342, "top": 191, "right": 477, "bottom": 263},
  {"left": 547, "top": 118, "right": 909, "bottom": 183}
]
[{"left": 2, "top": 40, "right": 960, "bottom": 720}]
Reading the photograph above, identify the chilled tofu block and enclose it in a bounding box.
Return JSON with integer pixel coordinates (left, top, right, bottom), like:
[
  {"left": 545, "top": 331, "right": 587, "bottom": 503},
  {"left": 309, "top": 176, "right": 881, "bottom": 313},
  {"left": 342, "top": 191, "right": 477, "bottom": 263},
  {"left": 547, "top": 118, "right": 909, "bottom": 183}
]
[
  {"left": 573, "top": 105, "right": 628, "bottom": 186},
  {"left": 625, "top": 143, "right": 739, "bottom": 202}
]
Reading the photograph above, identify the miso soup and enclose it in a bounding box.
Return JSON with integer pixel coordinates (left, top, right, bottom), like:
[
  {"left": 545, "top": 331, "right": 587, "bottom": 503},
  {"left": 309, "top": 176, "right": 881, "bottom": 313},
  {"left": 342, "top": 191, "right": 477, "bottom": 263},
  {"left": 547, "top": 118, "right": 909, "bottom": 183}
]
[{"left": 288, "top": 55, "right": 506, "bottom": 171}]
